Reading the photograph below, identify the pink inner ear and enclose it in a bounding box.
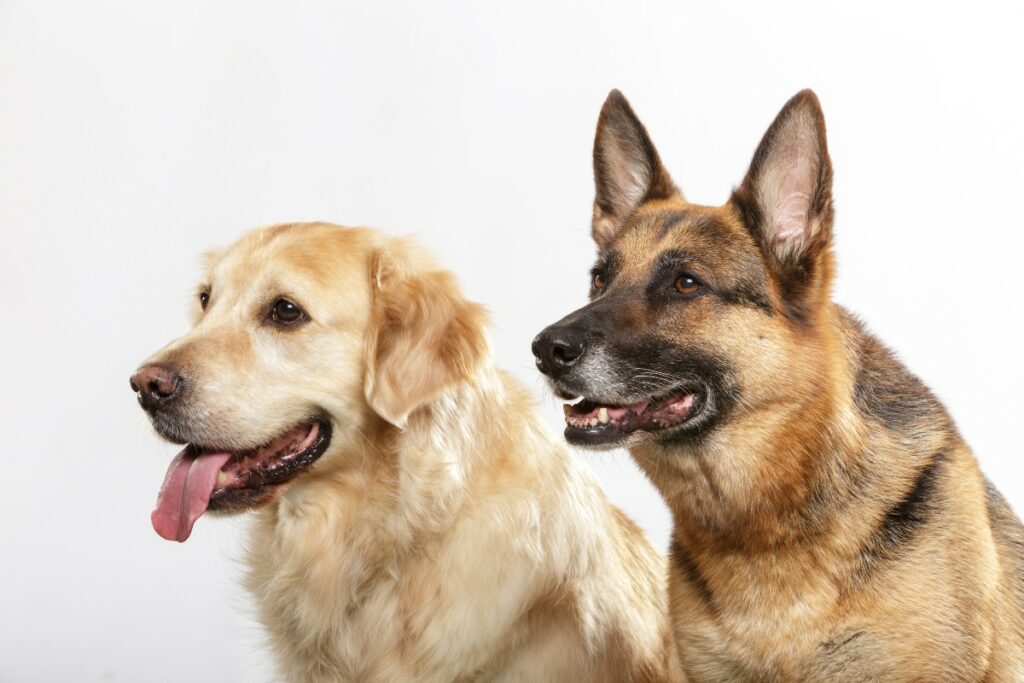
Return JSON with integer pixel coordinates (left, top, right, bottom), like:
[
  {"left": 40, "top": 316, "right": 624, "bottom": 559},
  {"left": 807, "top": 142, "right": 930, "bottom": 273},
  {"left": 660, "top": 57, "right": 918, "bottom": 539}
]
[
  {"left": 603, "top": 135, "right": 651, "bottom": 213},
  {"left": 771, "top": 157, "right": 814, "bottom": 246},
  {"left": 773, "top": 191, "right": 811, "bottom": 244}
]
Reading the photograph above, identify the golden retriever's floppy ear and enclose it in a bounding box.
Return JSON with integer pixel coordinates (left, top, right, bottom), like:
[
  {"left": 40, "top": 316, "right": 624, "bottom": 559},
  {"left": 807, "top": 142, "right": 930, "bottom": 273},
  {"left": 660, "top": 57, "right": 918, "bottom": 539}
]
[{"left": 364, "top": 239, "right": 489, "bottom": 428}]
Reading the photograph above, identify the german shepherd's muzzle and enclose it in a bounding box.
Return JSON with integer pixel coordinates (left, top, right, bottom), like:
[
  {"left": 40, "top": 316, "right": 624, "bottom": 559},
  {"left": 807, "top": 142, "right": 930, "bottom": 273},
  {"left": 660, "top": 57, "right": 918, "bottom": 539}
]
[{"left": 533, "top": 290, "right": 733, "bottom": 448}]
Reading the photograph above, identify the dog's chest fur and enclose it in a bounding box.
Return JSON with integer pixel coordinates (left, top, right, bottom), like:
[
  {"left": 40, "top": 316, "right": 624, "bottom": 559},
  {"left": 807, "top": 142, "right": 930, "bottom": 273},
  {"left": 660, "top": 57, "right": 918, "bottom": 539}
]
[
  {"left": 244, "top": 450, "right": 557, "bottom": 682},
  {"left": 670, "top": 568, "right": 883, "bottom": 682},
  {"left": 242, "top": 376, "right": 668, "bottom": 683}
]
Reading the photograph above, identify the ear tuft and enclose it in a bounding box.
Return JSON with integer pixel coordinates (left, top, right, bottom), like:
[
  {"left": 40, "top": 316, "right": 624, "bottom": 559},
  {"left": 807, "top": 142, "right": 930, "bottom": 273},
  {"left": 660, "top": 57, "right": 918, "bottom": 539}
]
[
  {"left": 592, "top": 90, "right": 679, "bottom": 248},
  {"left": 364, "top": 240, "right": 489, "bottom": 428}
]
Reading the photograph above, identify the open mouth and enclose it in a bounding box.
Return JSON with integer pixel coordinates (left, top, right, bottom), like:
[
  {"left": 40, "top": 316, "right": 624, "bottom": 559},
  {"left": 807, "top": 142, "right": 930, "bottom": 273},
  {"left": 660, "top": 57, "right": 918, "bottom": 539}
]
[
  {"left": 562, "top": 388, "right": 705, "bottom": 446},
  {"left": 151, "top": 418, "right": 332, "bottom": 542}
]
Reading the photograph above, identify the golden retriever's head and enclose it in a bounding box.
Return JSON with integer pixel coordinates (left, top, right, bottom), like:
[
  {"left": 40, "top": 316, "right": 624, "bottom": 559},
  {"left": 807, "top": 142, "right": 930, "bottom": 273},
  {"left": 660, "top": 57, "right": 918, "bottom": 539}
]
[{"left": 131, "top": 222, "right": 487, "bottom": 541}]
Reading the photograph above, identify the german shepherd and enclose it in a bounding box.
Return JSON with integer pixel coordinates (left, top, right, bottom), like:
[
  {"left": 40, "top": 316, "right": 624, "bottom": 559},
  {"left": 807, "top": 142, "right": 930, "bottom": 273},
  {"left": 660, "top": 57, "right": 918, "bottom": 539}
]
[{"left": 532, "top": 90, "right": 1024, "bottom": 681}]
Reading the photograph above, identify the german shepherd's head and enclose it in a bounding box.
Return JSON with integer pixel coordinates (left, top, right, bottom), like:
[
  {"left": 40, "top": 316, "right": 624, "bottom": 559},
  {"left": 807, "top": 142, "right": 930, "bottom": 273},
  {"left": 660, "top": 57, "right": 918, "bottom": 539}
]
[{"left": 533, "top": 89, "right": 835, "bottom": 451}]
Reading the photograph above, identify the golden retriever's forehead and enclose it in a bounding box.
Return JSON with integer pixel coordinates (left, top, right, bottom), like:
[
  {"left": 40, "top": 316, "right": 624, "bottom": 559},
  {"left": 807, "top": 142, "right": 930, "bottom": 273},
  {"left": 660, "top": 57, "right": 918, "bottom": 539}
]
[
  {"left": 209, "top": 223, "right": 373, "bottom": 291},
  {"left": 200, "top": 247, "right": 226, "bottom": 276}
]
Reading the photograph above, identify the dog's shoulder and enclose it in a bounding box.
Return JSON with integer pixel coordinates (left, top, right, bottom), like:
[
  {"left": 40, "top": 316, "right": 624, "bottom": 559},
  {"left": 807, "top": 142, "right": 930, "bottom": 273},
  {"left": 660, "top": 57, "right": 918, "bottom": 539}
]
[
  {"left": 835, "top": 306, "right": 949, "bottom": 436},
  {"left": 985, "top": 480, "right": 1024, "bottom": 574},
  {"left": 984, "top": 482, "right": 1024, "bottom": 613}
]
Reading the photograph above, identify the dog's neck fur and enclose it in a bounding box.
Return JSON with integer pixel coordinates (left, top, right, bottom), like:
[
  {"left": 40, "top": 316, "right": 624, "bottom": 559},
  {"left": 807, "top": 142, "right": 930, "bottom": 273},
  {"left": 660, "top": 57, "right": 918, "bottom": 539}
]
[
  {"left": 244, "top": 365, "right": 516, "bottom": 681},
  {"left": 637, "top": 302, "right": 953, "bottom": 572},
  {"left": 631, "top": 302, "right": 960, "bottom": 667},
  {"left": 636, "top": 304, "right": 851, "bottom": 539}
]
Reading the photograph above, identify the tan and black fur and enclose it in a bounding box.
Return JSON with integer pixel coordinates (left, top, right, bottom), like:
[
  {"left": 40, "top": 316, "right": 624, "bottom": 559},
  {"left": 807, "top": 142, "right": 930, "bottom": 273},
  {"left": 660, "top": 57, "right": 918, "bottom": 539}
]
[{"left": 533, "top": 90, "right": 1024, "bottom": 681}]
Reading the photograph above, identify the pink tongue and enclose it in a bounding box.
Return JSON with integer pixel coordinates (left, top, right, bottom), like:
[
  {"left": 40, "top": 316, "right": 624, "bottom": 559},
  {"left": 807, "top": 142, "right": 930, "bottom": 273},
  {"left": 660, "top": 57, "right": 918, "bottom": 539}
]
[{"left": 151, "top": 447, "right": 233, "bottom": 542}]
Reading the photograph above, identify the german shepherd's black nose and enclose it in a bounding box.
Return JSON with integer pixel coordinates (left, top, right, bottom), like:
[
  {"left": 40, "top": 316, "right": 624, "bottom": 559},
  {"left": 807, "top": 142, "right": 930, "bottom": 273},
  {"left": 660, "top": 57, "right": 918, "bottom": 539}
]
[
  {"left": 532, "top": 327, "right": 586, "bottom": 376},
  {"left": 130, "top": 364, "right": 183, "bottom": 412}
]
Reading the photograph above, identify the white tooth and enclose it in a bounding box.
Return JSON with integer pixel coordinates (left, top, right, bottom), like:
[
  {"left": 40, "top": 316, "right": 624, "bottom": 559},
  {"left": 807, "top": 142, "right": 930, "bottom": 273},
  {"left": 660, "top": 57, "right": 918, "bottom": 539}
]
[
  {"left": 598, "top": 407, "right": 609, "bottom": 424},
  {"left": 217, "top": 471, "right": 229, "bottom": 485},
  {"left": 588, "top": 417, "right": 598, "bottom": 427}
]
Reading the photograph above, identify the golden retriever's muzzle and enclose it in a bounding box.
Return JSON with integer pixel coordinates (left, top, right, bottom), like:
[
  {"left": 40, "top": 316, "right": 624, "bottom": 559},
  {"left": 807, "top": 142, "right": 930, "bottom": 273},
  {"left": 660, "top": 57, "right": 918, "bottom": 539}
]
[{"left": 130, "top": 361, "right": 333, "bottom": 542}]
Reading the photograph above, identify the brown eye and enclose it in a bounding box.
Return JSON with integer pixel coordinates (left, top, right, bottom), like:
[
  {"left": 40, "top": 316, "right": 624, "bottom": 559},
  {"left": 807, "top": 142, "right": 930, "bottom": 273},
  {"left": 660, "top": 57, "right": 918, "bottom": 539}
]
[
  {"left": 270, "top": 298, "right": 306, "bottom": 325},
  {"left": 592, "top": 272, "right": 607, "bottom": 290},
  {"left": 199, "top": 291, "right": 210, "bottom": 310},
  {"left": 674, "top": 274, "right": 702, "bottom": 296}
]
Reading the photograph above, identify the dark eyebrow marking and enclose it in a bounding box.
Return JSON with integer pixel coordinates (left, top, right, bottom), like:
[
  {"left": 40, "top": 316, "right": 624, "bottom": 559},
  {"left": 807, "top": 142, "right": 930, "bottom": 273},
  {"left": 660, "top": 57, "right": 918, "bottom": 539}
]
[
  {"left": 720, "top": 284, "right": 774, "bottom": 315},
  {"left": 591, "top": 249, "right": 621, "bottom": 279},
  {"left": 656, "top": 211, "right": 729, "bottom": 241},
  {"left": 652, "top": 248, "right": 709, "bottom": 275},
  {"left": 656, "top": 211, "right": 691, "bottom": 238},
  {"left": 644, "top": 249, "right": 709, "bottom": 300},
  {"left": 589, "top": 249, "right": 621, "bottom": 298},
  {"left": 646, "top": 249, "right": 774, "bottom": 315}
]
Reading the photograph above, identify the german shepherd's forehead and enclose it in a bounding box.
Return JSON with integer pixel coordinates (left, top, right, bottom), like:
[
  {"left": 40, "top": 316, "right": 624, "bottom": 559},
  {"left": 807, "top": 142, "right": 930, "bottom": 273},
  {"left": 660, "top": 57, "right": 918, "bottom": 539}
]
[{"left": 599, "top": 201, "right": 770, "bottom": 305}]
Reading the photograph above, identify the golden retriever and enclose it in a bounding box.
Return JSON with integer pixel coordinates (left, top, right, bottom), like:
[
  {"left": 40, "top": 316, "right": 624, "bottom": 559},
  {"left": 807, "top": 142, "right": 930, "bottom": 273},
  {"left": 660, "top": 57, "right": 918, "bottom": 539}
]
[{"left": 131, "top": 222, "right": 680, "bottom": 682}]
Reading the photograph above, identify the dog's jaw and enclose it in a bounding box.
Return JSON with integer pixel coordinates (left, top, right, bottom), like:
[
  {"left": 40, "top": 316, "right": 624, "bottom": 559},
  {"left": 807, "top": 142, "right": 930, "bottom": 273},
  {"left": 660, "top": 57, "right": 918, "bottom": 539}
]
[{"left": 151, "top": 418, "right": 332, "bottom": 542}]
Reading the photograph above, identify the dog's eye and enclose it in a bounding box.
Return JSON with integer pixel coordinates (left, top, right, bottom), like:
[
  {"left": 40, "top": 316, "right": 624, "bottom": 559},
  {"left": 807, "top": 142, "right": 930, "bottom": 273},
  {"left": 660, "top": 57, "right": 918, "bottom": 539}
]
[
  {"left": 674, "top": 274, "right": 702, "bottom": 297},
  {"left": 592, "top": 272, "right": 607, "bottom": 290},
  {"left": 270, "top": 298, "right": 306, "bottom": 326},
  {"left": 199, "top": 291, "right": 210, "bottom": 310}
]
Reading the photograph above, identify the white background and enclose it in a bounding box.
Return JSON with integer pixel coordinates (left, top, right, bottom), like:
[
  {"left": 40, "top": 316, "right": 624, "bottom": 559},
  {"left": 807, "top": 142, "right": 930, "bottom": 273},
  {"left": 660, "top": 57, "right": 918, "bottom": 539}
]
[{"left": 2, "top": 2, "right": 1022, "bottom": 681}]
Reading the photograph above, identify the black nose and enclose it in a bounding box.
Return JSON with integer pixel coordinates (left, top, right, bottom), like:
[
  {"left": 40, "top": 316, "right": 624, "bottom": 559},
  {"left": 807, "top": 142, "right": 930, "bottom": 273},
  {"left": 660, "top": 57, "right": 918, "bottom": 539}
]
[
  {"left": 532, "top": 328, "right": 586, "bottom": 376},
  {"left": 130, "top": 364, "right": 183, "bottom": 412}
]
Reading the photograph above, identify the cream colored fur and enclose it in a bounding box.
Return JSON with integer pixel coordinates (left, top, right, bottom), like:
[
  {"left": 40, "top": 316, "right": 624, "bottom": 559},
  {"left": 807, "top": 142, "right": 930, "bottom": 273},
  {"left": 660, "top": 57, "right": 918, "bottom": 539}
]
[{"left": 143, "top": 222, "right": 679, "bottom": 682}]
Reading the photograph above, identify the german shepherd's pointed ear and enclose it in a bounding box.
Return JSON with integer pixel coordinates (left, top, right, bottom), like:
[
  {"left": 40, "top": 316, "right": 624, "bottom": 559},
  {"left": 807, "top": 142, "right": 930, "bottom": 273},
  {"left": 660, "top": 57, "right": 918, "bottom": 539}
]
[
  {"left": 592, "top": 89, "right": 681, "bottom": 248},
  {"left": 732, "top": 90, "right": 834, "bottom": 318},
  {"left": 364, "top": 240, "right": 489, "bottom": 428}
]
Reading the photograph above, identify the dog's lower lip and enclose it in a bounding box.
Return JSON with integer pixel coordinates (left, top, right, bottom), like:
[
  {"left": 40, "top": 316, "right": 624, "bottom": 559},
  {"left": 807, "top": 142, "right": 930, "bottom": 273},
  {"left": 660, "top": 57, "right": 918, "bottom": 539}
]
[{"left": 208, "top": 418, "right": 332, "bottom": 506}]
